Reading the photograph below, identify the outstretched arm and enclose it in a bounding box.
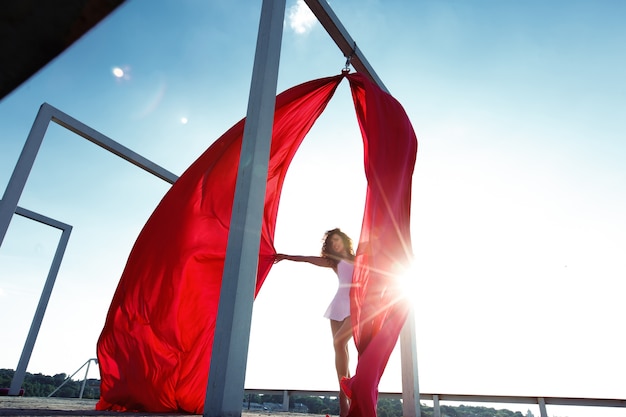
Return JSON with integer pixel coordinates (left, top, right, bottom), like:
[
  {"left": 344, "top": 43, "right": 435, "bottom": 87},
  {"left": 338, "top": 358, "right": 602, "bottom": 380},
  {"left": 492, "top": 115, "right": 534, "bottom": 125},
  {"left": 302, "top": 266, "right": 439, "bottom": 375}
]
[{"left": 274, "top": 254, "right": 334, "bottom": 268}]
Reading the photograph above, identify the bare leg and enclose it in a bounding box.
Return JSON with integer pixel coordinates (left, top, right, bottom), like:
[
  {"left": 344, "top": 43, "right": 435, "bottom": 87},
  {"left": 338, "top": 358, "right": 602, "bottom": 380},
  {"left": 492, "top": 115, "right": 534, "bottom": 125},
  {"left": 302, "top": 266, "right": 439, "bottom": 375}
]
[{"left": 331, "top": 318, "right": 352, "bottom": 417}]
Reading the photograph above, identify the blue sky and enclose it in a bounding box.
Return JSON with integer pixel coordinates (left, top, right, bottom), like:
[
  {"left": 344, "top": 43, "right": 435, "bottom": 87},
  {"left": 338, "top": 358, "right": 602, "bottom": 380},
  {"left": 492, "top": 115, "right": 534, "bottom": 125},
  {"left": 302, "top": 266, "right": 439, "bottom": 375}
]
[{"left": 1, "top": 1, "right": 625, "bottom": 416}]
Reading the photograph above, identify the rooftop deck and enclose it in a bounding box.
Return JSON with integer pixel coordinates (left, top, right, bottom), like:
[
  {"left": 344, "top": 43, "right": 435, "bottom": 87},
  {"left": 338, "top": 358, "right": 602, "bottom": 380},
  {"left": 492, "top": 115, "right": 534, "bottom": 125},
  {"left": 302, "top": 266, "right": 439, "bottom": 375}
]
[{"left": 2, "top": 391, "right": 625, "bottom": 417}]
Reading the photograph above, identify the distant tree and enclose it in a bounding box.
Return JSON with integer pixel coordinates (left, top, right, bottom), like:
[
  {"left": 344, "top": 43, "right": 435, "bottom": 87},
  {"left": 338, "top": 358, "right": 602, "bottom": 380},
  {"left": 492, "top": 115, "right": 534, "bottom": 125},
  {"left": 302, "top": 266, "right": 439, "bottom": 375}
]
[
  {"left": 244, "top": 393, "right": 262, "bottom": 404},
  {"left": 377, "top": 398, "right": 403, "bottom": 417},
  {"left": 262, "top": 394, "right": 283, "bottom": 404},
  {"left": 442, "top": 405, "right": 458, "bottom": 417},
  {"left": 292, "top": 395, "right": 330, "bottom": 414},
  {"left": 442, "top": 404, "right": 524, "bottom": 417},
  {"left": 0, "top": 369, "right": 14, "bottom": 387},
  {"left": 0, "top": 369, "right": 100, "bottom": 398},
  {"left": 420, "top": 403, "right": 434, "bottom": 417}
]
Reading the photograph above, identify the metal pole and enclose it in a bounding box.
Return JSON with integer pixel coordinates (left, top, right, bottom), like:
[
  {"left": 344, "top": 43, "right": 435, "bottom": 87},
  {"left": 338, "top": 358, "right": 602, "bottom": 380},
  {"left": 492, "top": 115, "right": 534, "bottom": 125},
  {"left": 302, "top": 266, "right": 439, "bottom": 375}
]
[
  {"left": 78, "top": 358, "right": 93, "bottom": 399},
  {"left": 9, "top": 210, "right": 72, "bottom": 396},
  {"left": 48, "top": 104, "right": 178, "bottom": 184},
  {"left": 400, "top": 308, "right": 420, "bottom": 417},
  {"left": 203, "top": 0, "right": 285, "bottom": 416},
  {"left": 282, "top": 390, "right": 289, "bottom": 412},
  {"left": 0, "top": 104, "right": 53, "bottom": 247},
  {"left": 45, "top": 358, "right": 95, "bottom": 398},
  {"left": 538, "top": 397, "right": 549, "bottom": 417},
  {"left": 433, "top": 394, "right": 441, "bottom": 417}
]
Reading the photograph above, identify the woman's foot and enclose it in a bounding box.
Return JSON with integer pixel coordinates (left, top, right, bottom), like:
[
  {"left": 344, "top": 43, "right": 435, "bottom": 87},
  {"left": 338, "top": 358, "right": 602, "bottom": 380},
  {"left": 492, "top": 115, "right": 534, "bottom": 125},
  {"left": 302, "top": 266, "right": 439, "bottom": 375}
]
[{"left": 339, "top": 391, "right": 350, "bottom": 417}]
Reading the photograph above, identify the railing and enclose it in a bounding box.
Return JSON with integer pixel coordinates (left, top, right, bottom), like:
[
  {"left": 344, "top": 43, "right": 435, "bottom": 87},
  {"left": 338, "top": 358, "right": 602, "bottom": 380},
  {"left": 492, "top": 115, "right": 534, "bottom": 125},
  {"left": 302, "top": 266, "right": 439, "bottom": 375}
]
[{"left": 244, "top": 389, "right": 626, "bottom": 417}]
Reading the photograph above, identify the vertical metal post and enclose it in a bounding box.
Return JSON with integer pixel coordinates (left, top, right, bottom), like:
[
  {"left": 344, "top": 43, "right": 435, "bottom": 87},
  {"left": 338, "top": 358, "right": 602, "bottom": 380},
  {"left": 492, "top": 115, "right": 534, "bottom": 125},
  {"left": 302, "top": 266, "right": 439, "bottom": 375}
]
[
  {"left": 282, "top": 390, "right": 289, "bottom": 411},
  {"left": 203, "top": 0, "right": 285, "bottom": 416},
  {"left": 9, "top": 220, "right": 72, "bottom": 395},
  {"left": 0, "top": 104, "right": 52, "bottom": 247},
  {"left": 432, "top": 394, "right": 441, "bottom": 417},
  {"left": 538, "top": 397, "right": 549, "bottom": 417},
  {"left": 400, "top": 308, "right": 420, "bottom": 417}
]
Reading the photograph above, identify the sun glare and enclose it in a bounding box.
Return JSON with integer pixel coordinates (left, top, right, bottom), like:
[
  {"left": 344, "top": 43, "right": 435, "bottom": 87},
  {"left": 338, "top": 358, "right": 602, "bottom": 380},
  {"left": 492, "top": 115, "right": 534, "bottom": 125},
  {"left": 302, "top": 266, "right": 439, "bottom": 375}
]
[
  {"left": 395, "top": 262, "right": 419, "bottom": 307},
  {"left": 112, "top": 67, "right": 124, "bottom": 78}
]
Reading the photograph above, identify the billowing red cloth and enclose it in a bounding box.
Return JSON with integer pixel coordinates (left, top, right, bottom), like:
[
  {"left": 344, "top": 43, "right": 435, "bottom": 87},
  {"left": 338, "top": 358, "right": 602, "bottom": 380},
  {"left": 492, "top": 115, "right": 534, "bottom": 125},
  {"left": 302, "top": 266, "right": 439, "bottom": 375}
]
[
  {"left": 341, "top": 74, "right": 418, "bottom": 417},
  {"left": 96, "top": 72, "right": 417, "bottom": 416},
  {"left": 96, "top": 75, "right": 343, "bottom": 413}
]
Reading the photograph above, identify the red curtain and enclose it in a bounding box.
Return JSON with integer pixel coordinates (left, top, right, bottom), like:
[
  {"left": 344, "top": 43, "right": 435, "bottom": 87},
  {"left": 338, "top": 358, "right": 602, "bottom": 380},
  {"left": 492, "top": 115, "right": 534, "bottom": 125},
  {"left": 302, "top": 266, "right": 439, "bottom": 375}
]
[
  {"left": 96, "top": 75, "right": 343, "bottom": 413},
  {"left": 342, "top": 74, "right": 418, "bottom": 417},
  {"left": 96, "top": 72, "right": 417, "bottom": 416}
]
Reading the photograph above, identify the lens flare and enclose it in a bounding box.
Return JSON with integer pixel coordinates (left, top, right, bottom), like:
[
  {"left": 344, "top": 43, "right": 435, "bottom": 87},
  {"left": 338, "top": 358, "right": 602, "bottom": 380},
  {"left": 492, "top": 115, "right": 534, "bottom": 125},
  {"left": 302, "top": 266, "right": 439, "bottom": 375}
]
[{"left": 395, "top": 261, "right": 419, "bottom": 307}]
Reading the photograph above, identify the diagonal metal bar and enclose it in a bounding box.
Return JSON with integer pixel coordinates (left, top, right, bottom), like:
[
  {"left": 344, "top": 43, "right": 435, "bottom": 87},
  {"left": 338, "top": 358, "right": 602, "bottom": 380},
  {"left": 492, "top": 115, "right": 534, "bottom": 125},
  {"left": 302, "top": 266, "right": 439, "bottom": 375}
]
[
  {"left": 48, "top": 104, "right": 178, "bottom": 184},
  {"left": 0, "top": 103, "right": 178, "bottom": 251},
  {"left": 303, "top": 0, "right": 389, "bottom": 93},
  {"left": 0, "top": 104, "right": 54, "bottom": 247}
]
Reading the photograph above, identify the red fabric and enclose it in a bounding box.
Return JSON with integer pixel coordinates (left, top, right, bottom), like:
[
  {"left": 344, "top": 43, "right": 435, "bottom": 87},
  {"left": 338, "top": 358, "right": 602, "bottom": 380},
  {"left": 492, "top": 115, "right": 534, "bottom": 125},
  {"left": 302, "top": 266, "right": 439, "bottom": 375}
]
[
  {"left": 96, "top": 75, "right": 343, "bottom": 413},
  {"left": 341, "top": 73, "right": 417, "bottom": 417},
  {"left": 96, "top": 72, "right": 417, "bottom": 416}
]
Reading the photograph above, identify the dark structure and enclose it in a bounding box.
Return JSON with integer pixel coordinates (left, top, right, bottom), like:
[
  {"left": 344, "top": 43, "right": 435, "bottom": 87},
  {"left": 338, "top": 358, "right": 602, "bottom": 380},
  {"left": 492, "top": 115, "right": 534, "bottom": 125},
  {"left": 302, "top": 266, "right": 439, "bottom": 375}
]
[{"left": 0, "top": 0, "right": 126, "bottom": 101}]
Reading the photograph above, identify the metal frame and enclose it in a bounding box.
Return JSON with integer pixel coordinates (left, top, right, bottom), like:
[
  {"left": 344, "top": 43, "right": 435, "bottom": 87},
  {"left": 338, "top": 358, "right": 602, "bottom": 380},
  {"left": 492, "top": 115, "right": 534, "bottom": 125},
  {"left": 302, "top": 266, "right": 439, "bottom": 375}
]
[
  {"left": 206, "top": 1, "right": 419, "bottom": 416},
  {"left": 0, "top": 102, "right": 178, "bottom": 248},
  {"left": 6, "top": 206, "right": 72, "bottom": 396},
  {"left": 1, "top": 1, "right": 419, "bottom": 414},
  {"left": 245, "top": 389, "right": 626, "bottom": 417},
  {"left": 422, "top": 393, "right": 626, "bottom": 417},
  {"left": 303, "top": 0, "right": 388, "bottom": 93},
  {"left": 47, "top": 358, "right": 98, "bottom": 399},
  {"left": 3, "top": 2, "right": 623, "bottom": 416},
  {"left": 0, "top": 103, "right": 178, "bottom": 396},
  {"left": 298, "top": 2, "right": 421, "bottom": 415}
]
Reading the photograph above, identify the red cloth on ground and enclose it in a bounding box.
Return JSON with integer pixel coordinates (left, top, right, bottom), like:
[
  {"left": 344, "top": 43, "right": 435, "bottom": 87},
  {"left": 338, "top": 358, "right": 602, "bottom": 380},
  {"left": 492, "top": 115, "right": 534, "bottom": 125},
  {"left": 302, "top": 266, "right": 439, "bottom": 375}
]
[{"left": 96, "top": 72, "right": 417, "bottom": 416}]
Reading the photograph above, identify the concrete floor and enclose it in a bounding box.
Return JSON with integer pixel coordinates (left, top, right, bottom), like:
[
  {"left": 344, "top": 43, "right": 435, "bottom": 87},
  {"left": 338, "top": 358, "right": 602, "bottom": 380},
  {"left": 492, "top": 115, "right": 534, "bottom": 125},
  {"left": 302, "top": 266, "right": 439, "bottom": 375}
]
[{"left": 0, "top": 397, "right": 312, "bottom": 417}]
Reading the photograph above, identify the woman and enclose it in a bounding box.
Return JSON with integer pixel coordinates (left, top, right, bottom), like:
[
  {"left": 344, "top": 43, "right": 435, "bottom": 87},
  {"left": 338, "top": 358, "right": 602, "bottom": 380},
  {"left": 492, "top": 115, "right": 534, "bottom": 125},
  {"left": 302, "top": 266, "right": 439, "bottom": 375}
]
[{"left": 274, "top": 228, "right": 355, "bottom": 417}]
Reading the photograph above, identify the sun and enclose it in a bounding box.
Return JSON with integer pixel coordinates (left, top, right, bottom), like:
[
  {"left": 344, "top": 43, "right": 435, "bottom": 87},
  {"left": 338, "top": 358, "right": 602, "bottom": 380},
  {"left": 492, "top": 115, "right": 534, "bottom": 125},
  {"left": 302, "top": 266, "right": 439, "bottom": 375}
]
[{"left": 394, "top": 261, "right": 419, "bottom": 308}]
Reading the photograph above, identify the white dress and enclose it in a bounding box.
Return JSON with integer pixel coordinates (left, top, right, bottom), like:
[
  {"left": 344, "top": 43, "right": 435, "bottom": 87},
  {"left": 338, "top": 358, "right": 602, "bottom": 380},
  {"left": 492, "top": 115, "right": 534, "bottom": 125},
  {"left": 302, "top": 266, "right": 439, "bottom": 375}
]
[{"left": 323, "top": 260, "right": 354, "bottom": 321}]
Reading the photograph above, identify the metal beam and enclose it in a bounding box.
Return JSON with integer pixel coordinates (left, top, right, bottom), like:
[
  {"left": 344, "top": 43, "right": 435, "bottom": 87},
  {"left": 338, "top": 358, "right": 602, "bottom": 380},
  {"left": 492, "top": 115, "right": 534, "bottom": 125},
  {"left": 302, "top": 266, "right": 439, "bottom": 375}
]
[
  {"left": 303, "top": 0, "right": 389, "bottom": 93},
  {"left": 8, "top": 206, "right": 72, "bottom": 396},
  {"left": 0, "top": 103, "right": 54, "bottom": 248},
  {"left": 244, "top": 389, "right": 626, "bottom": 410},
  {"left": 0, "top": 102, "right": 178, "bottom": 251},
  {"left": 1, "top": 102, "right": 178, "bottom": 396},
  {"left": 400, "top": 308, "right": 420, "bottom": 417},
  {"left": 49, "top": 104, "right": 178, "bottom": 184},
  {"left": 203, "top": 0, "right": 285, "bottom": 416}
]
